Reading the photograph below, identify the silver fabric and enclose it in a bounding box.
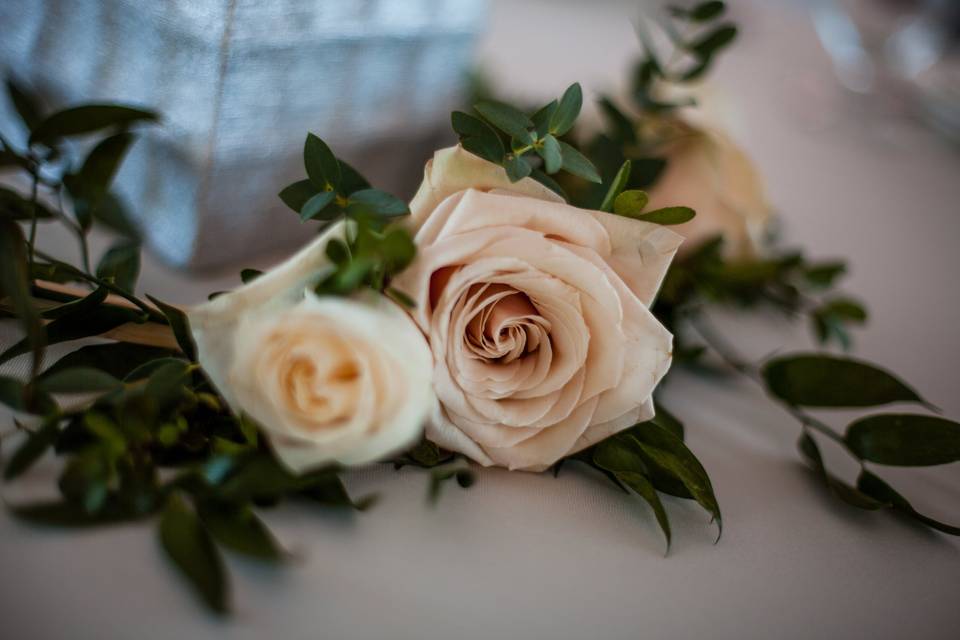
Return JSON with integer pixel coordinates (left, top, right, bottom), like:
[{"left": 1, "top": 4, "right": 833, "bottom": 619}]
[{"left": 0, "top": 0, "right": 484, "bottom": 268}]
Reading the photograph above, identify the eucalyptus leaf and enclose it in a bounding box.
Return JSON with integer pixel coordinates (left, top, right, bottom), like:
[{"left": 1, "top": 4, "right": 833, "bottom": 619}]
[
  {"left": 846, "top": 414, "right": 960, "bottom": 466},
  {"left": 30, "top": 104, "right": 157, "bottom": 147},
  {"left": 451, "top": 111, "right": 504, "bottom": 163},
  {"left": 504, "top": 155, "right": 532, "bottom": 182},
  {"left": 529, "top": 169, "right": 568, "bottom": 200},
  {"left": 299, "top": 189, "right": 337, "bottom": 222},
  {"left": 346, "top": 188, "right": 408, "bottom": 218},
  {"left": 558, "top": 141, "right": 601, "bottom": 183},
  {"left": 159, "top": 494, "right": 229, "bottom": 614},
  {"left": 548, "top": 83, "right": 583, "bottom": 136},
  {"left": 537, "top": 134, "right": 562, "bottom": 174},
  {"left": 763, "top": 355, "right": 925, "bottom": 408},
  {"left": 474, "top": 100, "right": 534, "bottom": 142},
  {"left": 632, "top": 206, "right": 695, "bottom": 225}
]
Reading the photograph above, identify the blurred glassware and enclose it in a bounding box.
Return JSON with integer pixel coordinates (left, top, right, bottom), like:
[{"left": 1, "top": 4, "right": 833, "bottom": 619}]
[
  {"left": 808, "top": 0, "right": 960, "bottom": 142},
  {"left": 0, "top": 0, "right": 485, "bottom": 269}
]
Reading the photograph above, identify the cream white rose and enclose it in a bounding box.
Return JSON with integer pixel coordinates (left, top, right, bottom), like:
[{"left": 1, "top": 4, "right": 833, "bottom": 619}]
[
  {"left": 645, "top": 124, "right": 771, "bottom": 260},
  {"left": 188, "top": 223, "right": 434, "bottom": 473},
  {"left": 394, "top": 146, "right": 682, "bottom": 471}
]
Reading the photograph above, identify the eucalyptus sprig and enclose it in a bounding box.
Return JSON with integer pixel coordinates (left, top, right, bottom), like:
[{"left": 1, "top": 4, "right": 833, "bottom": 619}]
[{"left": 452, "top": 82, "right": 602, "bottom": 192}]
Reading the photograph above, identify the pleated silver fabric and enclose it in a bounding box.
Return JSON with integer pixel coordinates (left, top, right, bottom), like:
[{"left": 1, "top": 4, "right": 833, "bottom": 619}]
[{"left": 0, "top": 0, "right": 484, "bottom": 268}]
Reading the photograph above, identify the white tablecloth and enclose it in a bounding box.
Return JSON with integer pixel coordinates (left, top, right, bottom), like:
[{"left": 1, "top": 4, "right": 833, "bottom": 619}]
[{"left": 2, "top": 2, "right": 958, "bottom": 638}]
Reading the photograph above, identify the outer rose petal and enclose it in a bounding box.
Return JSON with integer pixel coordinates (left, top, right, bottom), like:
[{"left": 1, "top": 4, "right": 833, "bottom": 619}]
[{"left": 409, "top": 145, "right": 563, "bottom": 228}]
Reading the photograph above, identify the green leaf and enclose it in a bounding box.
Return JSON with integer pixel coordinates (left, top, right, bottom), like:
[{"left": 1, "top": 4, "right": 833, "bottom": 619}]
[
  {"left": 612, "top": 190, "right": 650, "bottom": 216},
  {"left": 7, "top": 499, "right": 135, "bottom": 527},
  {"left": 651, "top": 402, "right": 684, "bottom": 440},
  {"left": 689, "top": 1, "right": 727, "bottom": 22},
  {"left": 617, "top": 470, "right": 672, "bottom": 549},
  {"left": 278, "top": 179, "right": 318, "bottom": 213},
  {"left": 504, "top": 155, "right": 532, "bottom": 182},
  {"left": 529, "top": 169, "right": 568, "bottom": 200},
  {"left": 856, "top": 470, "right": 960, "bottom": 536},
  {"left": 0, "top": 186, "right": 55, "bottom": 221},
  {"left": 338, "top": 160, "right": 371, "bottom": 196},
  {"left": 235, "top": 268, "right": 261, "bottom": 284},
  {"left": 451, "top": 111, "right": 505, "bottom": 163},
  {"left": 38, "top": 367, "right": 121, "bottom": 394},
  {"left": 548, "top": 82, "right": 583, "bottom": 136},
  {"left": 96, "top": 240, "right": 140, "bottom": 293},
  {"left": 299, "top": 189, "right": 337, "bottom": 222},
  {"left": 346, "top": 188, "right": 408, "bottom": 218},
  {"left": 158, "top": 494, "right": 229, "bottom": 614},
  {"left": 143, "top": 359, "right": 192, "bottom": 414},
  {"left": 530, "top": 100, "right": 558, "bottom": 138},
  {"left": 304, "top": 133, "right": 341, "bottom": 191},
  {"left": 689, "top": 24, "right": 738, "bottom": 59},
  {"left": 146, "top": 295, "right": 197, "bottom": 361},
  {"left": 804, "top": 261, "right": 846, "bottom": 287},
  {"left": 30, "top": 104, "right": 157, "bottom": 147},
  {"left": 798, "top": 432, "right": 888, "bottom": 510},
  {"left": 0, "top": 219, "right": 44, "bottom": 374},
  {"left": 845, "top": 414, "right": 960, "bottom": 466},
  {"left": 632, "top": 206, "right": 696, "bottom": 225},
  {"left": 558, "top": 141, "right": 601, "bottom": 183},
  {"left": 628, "top": 423, "right": 722, "bottom": 533},
  {"left": 4, "top": 417, "right": 60, "bottom": 480},
  {"left": 428, "top": 465, "right": 475, "bottom": 505},
  {"left": 300, "top": 472, "right": 377, "bottom": 511},
  {"left": 0, "top": 289, "right": 141, "bottom": 367},
  {"left": 41, "top": 343, "right": 178, "bottom": 381},
  {"left": 91, "top": 192, "right": 140, "bottom": 239},
  {"left": 818, "top": 298, "right": 867, "bottom": 323},
  {"left": 763, "top": 355, "right": 926, "bottom": 408},
  {"left": 65, "top": 132, "right": 135, "bottom": 230},
  {"left": 474, "top": 100, "right": 534, "bottom": 142},
  {"left": 599, "top": 160, "right": 632, "bottom": 212},
  {"left": 6, "top": 77, "right": 44, "bottom": 130},
  {"left": 197, "top": 502, "right": 284, "bottom": 561},
  {"left": 537, "top": 134, "right": 562, "bottom": 174},
  {"left": 598, "top": 97, "right": 637, "bottom": 146}
]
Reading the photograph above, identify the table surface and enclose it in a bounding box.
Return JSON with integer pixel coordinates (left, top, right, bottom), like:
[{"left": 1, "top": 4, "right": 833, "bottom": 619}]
[{"left": 2, "top": 1, "right": 959, "bottom": 639}]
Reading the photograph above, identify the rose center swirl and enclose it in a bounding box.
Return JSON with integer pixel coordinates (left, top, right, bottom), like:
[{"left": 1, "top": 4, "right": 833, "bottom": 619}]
[{"left": 461, "top": 283, "right": 551, "bottom": 364}]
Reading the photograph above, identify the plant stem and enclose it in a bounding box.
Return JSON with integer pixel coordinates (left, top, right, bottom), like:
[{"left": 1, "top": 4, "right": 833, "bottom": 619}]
[{"left": 26, "top": 170, "right": 39, "bottom": 267}]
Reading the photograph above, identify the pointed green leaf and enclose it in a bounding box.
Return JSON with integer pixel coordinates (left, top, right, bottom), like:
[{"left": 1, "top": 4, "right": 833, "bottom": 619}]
[
  {"left": 689, "top": 24, "right": 738, "bottom": 59},
  {"left": 158, "top": 494, "right": 229, "bottom": 614},
  {"left": 617, "top": 470, "right": 672, "bottom": 549},
  {"left": 198, "top": 502, "right": 284, "bottom": 561},
  {"left": 146, "top": 295, "right": 197, "bottom": 361},
  {"left": 304, "top": 133, "right": 341, "bottom": 190},
  {"left": 599, "top": 160, "right": 632, "bottom": 212},
  {"left": 0, "top": 218, "right": 44, "bottom": 374},
  {"left": 0, "top": 186, "right": 55, "bottom": 221},
  {"left": 797, "top": 432, "right": 888, "bottom": 510},
  {"left": 846, "top": 414, "right": 960, "bottom": 466},
  {"left": 96, "top": 240, "right": 141, "bottom": 293},
  {"left": 763, "top": 355, "right": 925, "bottom": 408},
  {"left": 856, "top": 470, "right": 960, "bottom": 535},
  {"left": 30, "top": 104, "right": 157, "bottom": 146},
  {"left": 631, "top": 206, "right": 696, "bottom": 225},
  {"left": 278, "top": 179, "right": 317, "bottom": 213},
  {"left": 6, "top": 77, "right": 44, "bottom": 130},
  {"left": 65, "top": 132, "right": 135, "bottom": 230}
]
